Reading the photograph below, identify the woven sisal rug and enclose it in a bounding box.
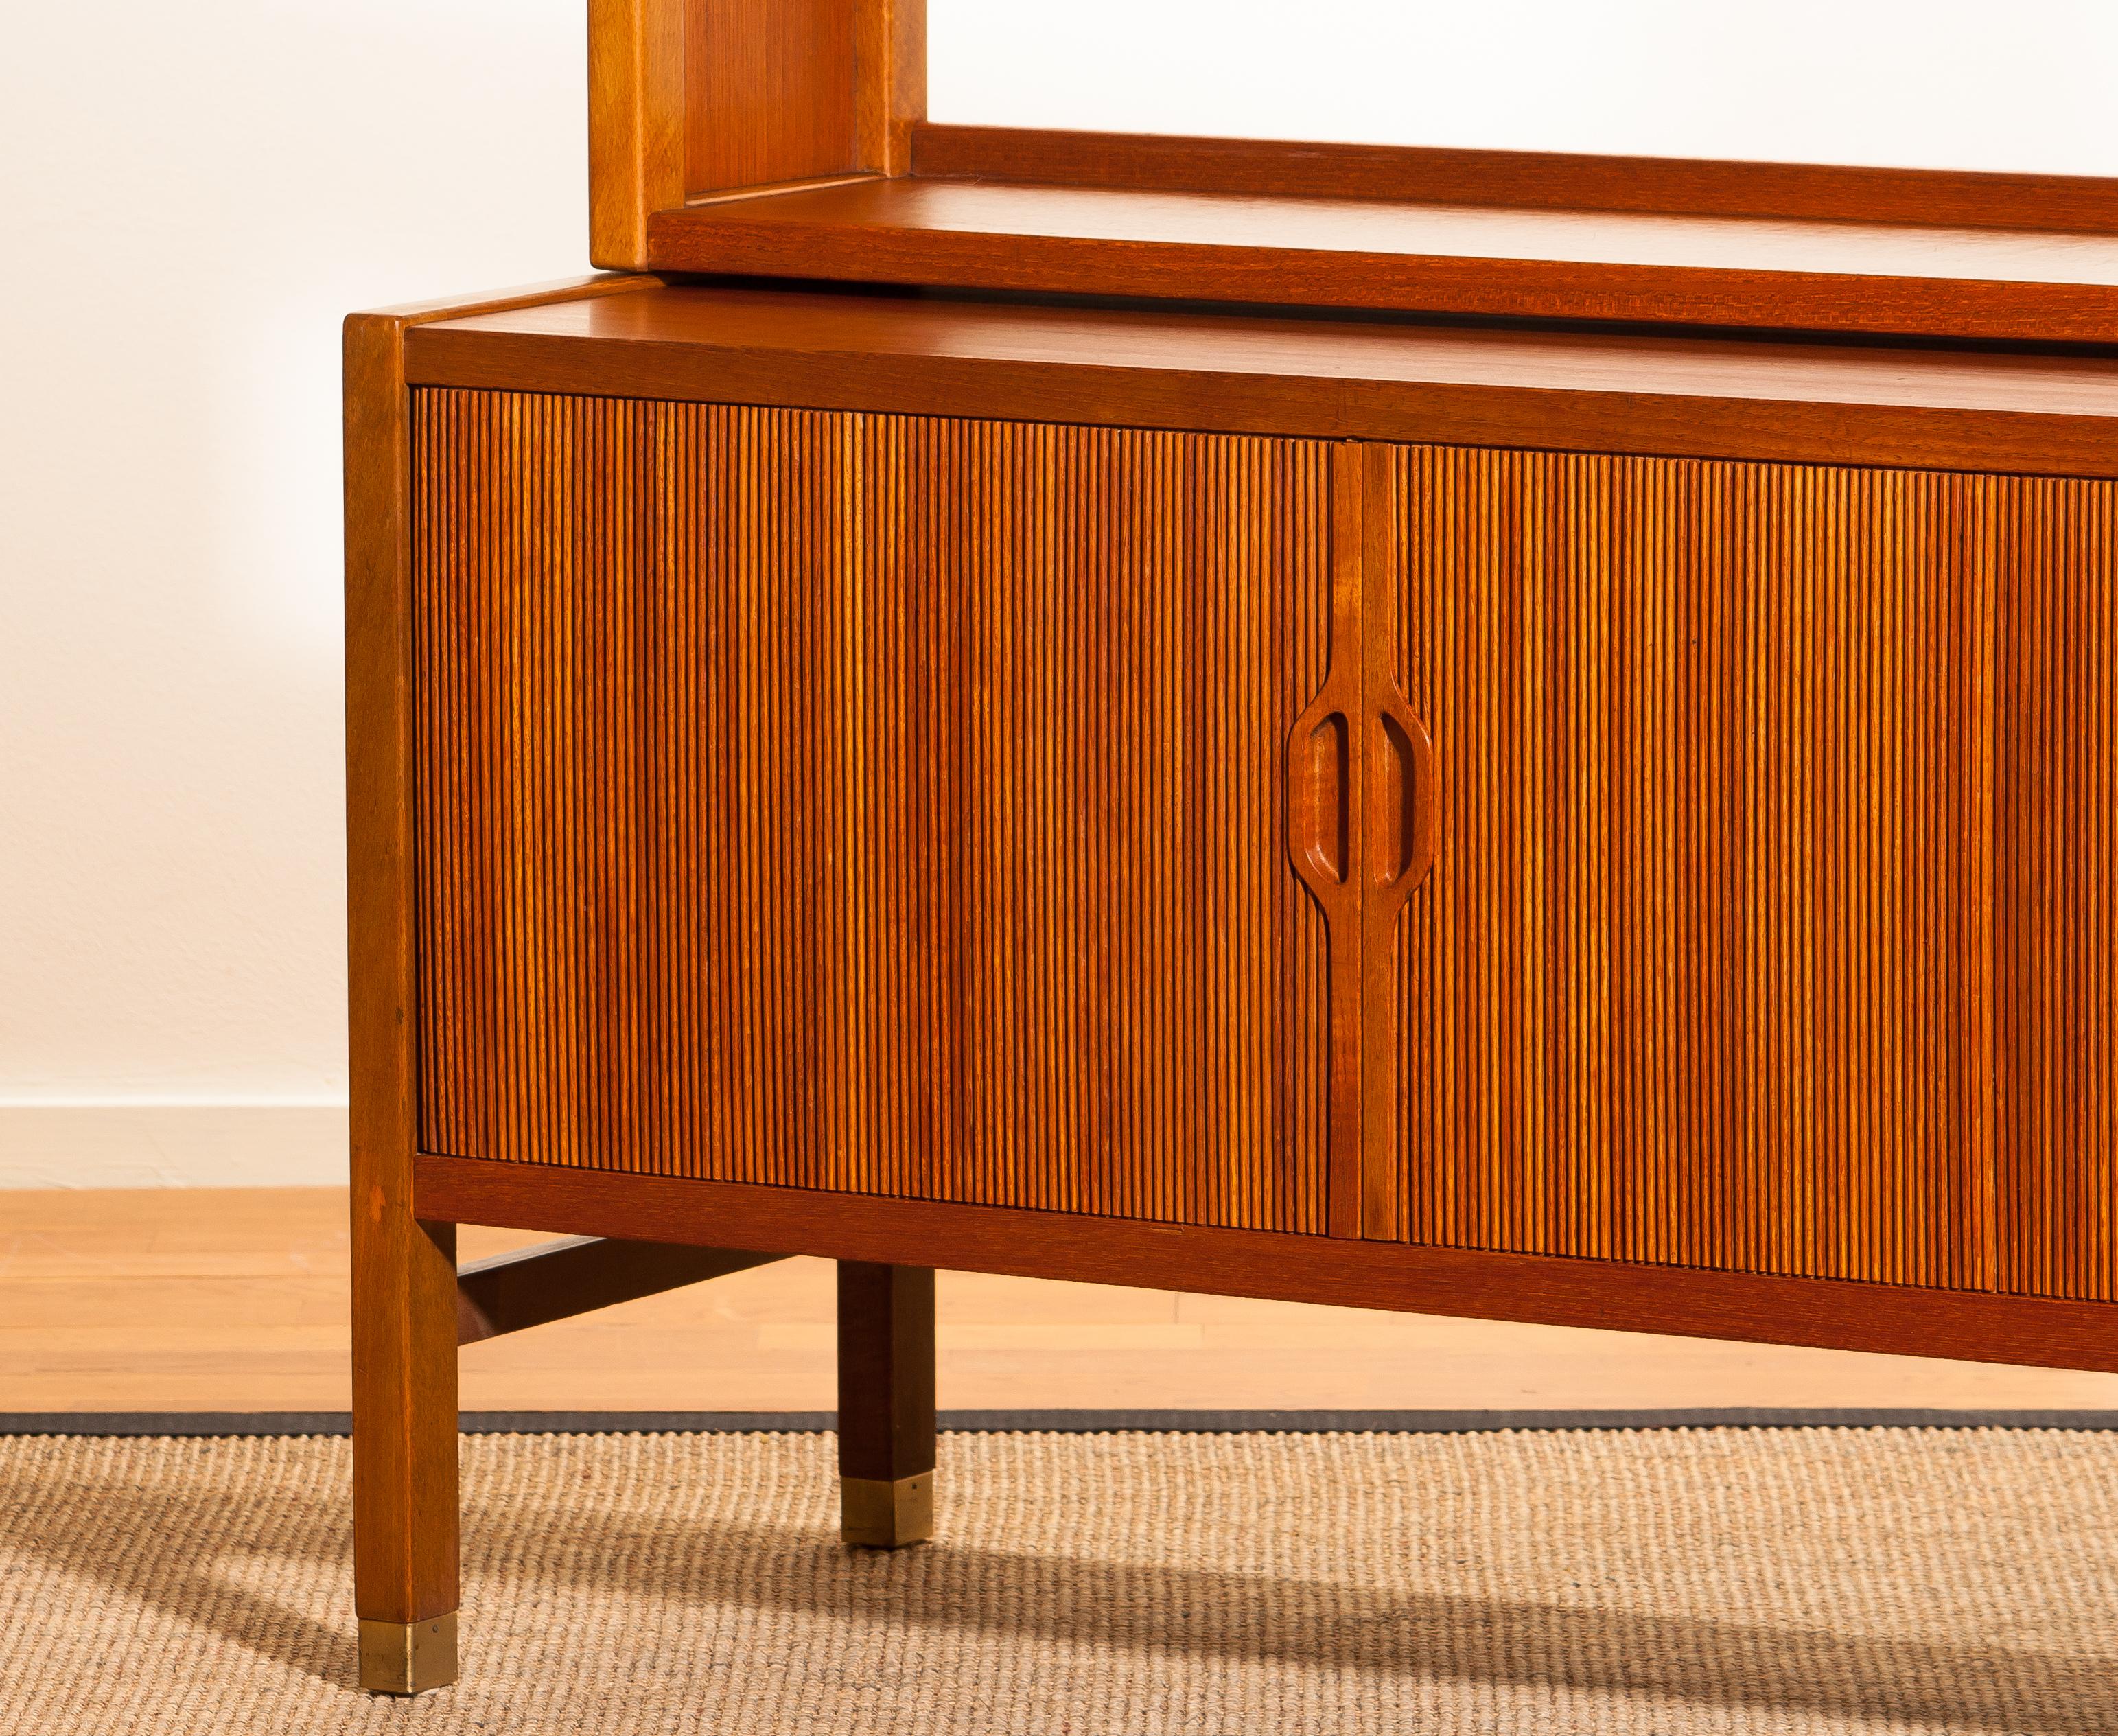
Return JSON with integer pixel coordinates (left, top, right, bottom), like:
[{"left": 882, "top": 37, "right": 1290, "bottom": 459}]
[{"left": 1, "top": 1426, "right": 2111, "bottom": 1733}]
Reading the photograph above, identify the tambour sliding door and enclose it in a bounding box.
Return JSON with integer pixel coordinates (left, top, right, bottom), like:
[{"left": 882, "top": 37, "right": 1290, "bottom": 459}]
[
  {"left": 414, "top": 396, "right": 2113, "bottom": 1282},
  {"left": 412, "top": 390, "right": 1342, "bottom": 1233},
  {"left": 1380, "top": 441, "right": 2118, "bottom": 1301}
]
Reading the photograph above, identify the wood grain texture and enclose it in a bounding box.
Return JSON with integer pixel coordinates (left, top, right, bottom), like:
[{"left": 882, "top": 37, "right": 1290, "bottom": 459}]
[
  {"left": 642, "top": 176, "right": 2118, "bottom": 344},
  {"left": 686, "top": 0, "right": 856, "bottom": 194},
  {"left": 589, "top": 0, "right": 685, "bottom": 268},
  {"left": 912, "top": 125, "right": 2118, "bottom": 237},
  {"left": 679, "top": 0, "right": 924, "bottom": 195},
  {"left": 412, "top": 391, "right": 1338, "bottom": 1232},
  {"left": 416, "top": 1152, "right": 2118, "bottom": 1376},
  {"left": 1382, "top": 445, "right": 2118, "bottom": 1301},
  {"left": 405, "top": 286, "right": 2118, "bottom": 483}
]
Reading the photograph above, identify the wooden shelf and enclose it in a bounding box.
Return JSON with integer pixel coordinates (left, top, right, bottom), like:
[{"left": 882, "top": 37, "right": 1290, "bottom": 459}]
[
  {"left": 409, "top": 283, "right": 2118, "bottom": 477},
  {"left": 907, "top": 126, "right": 2118, "bottom": 238},
  {"left": 642, "top": 172, "right": 2118, "bottom": 346}
]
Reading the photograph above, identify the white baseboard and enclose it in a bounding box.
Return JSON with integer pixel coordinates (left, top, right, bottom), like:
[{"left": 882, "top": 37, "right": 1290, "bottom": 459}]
[{"left": 0, "top": 1103, "right": 349, "bottom": 1188}]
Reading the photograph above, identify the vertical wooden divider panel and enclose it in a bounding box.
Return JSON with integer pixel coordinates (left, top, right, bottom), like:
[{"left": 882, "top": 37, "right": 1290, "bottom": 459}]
[
  {"left": 852, "top": 0, "right": 924, "bottom": 175},
  {"left": 1355, "top": 444, "right": 1439, "bottom": 1239},
  {"left": 415, "top": 393, "right": 1341, "bottom": 1233},
  {"left": 1384, "top": 443, "right": 2118, "bottom": 1301},
  {"left": 588, "top": 0, "right": 685, "bottom": 268},
  {"left": 1284, "top": 446, "right": 1368, "bottom": 1237}
]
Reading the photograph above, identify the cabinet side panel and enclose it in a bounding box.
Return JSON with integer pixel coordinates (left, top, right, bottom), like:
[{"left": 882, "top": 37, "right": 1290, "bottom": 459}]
[
  {"left": 414, "top": 392, "right": 1332, "bottom": 1231},
  {"left": 1390, "top": 444, "right": 2118, "bottom": 1299}
]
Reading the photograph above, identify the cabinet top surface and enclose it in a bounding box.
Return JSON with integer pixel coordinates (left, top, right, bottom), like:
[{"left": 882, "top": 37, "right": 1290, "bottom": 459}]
[
  {"left": 406, "top": 282, "right": 2118, "bottom": 479},
  {"left": 416, "top": 283, "right": 2118, "bottom": 417}
]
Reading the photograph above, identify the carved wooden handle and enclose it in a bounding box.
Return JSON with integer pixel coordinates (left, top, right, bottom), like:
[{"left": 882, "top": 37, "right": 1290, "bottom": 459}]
[
  {"left": 1368, "top": 684, "right": 1437, "bottom": 904},
  {"left": 1287, "top": 702, "right": 1351, "bottom": 892},
  {"left": 1287, "top": 675, "right": 1362, "bottom": 923}
]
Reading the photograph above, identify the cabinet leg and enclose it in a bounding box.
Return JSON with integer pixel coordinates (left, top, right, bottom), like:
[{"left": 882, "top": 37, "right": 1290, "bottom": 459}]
[
  {"left": 836, "top": 1262, "right": 936, "bottom": 1547},
  {"left": 351, "top": 1207, "right": 461, "bottom": 1693}
]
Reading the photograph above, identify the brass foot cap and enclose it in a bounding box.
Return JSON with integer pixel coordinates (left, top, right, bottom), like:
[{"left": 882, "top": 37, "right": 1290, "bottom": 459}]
[
  {"left": 841, "top": 1472, "right": 934, "bottom": 1548},
  {"left": 359, "top": 1612, "right": 458, "bottom": 1695}
]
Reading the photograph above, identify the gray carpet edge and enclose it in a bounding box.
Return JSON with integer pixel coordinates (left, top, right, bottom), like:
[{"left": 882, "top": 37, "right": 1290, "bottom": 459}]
[{"left": 8, "top": 1408, "right": 2118, "bottom": 1437}]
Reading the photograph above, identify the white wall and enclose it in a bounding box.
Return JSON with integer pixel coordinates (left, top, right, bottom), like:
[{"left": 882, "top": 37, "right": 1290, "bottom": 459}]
[
  {"left": 5, "top": 2, "right": 2112, "bottom": 1185},
  {"left": 930, "top": 1, "right": 2118, "bottom": 177},
  {"left": 1, "top": 1, "right": 587, "bottom": 1185}
]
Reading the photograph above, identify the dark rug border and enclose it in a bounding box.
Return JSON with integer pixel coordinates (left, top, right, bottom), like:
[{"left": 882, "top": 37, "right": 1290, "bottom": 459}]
[{"left": 8, "top": 1409, "right": 2118, "bottom": 1437}]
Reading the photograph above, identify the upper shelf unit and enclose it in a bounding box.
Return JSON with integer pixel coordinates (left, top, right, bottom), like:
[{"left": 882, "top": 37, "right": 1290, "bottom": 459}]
[{"left": 587, "top": 0, "right": 2118, "bottom": 347}]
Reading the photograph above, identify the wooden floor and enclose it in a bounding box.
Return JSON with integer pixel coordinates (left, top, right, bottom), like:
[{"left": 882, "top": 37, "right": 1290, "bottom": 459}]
[{"left": 7, "top": 1188, "right": 2118, "bottom": 1414}]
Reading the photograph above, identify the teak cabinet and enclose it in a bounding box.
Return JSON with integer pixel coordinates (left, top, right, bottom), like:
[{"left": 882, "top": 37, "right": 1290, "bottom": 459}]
[{"left": 347, "top": 0, "right": 2118, "bottom": 1698}]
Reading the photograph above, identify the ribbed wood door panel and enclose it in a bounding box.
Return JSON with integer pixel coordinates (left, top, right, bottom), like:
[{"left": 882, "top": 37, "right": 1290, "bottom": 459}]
[
  {"left": 412, "top": 389, "right": 1334, "bottom": 1231},
  {"left": 1382, "top": 444, "right": 2118, "bottom": 1299}
]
